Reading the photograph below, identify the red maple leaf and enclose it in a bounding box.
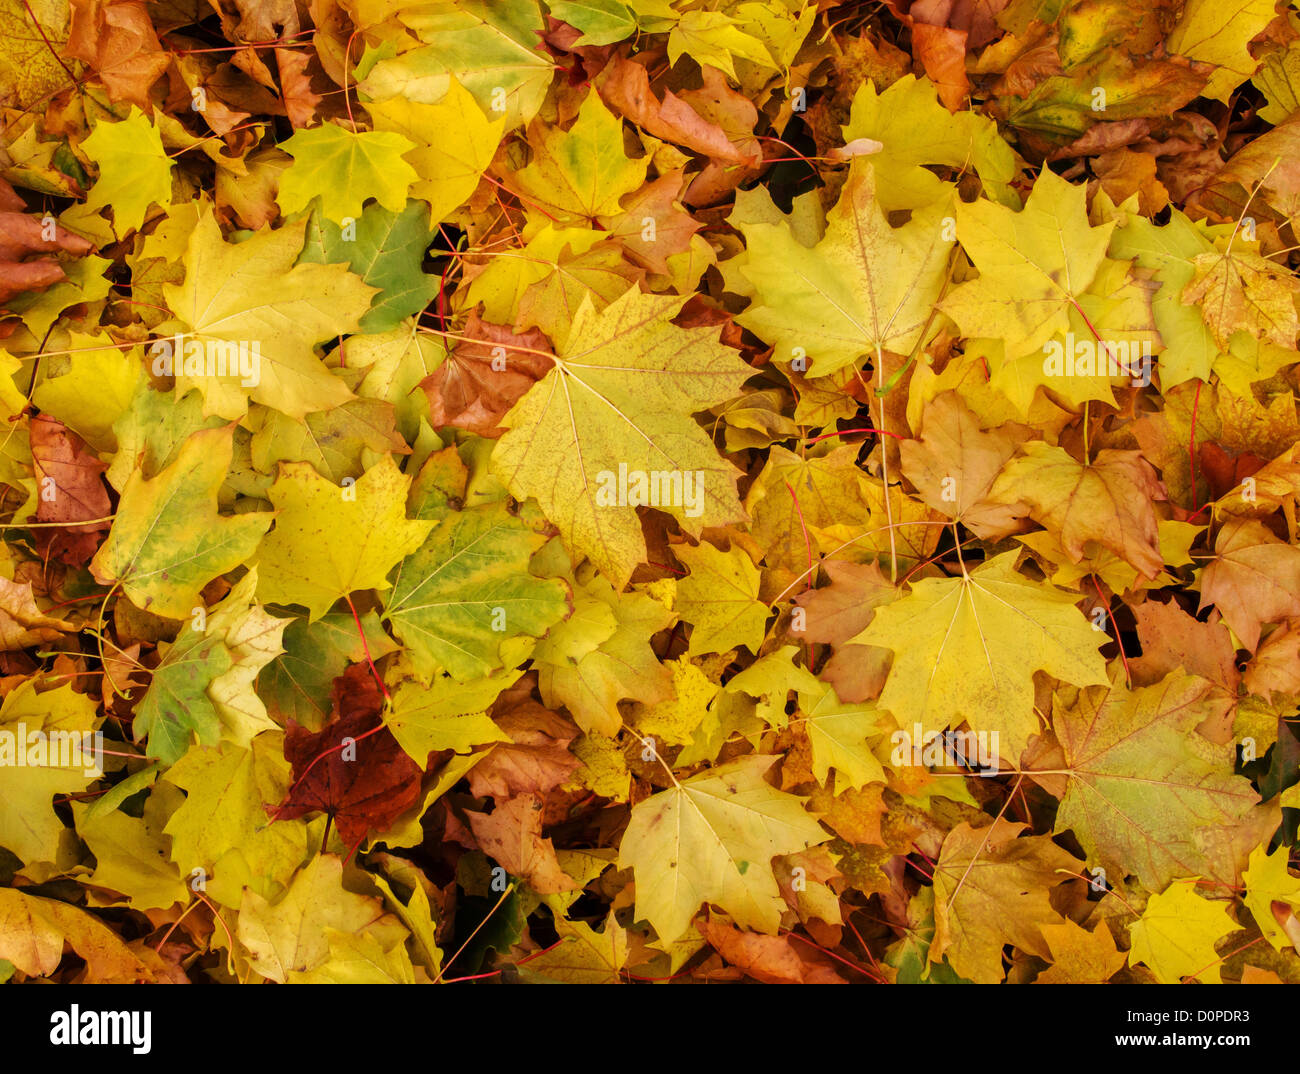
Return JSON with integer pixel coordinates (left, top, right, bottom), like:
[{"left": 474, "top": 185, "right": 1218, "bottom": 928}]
[
  {"left": 28, "top": 415, "right": 112, "bottom": 567},
  {"left": 271, "top": 663, "right": 422, "bottom": 848}
]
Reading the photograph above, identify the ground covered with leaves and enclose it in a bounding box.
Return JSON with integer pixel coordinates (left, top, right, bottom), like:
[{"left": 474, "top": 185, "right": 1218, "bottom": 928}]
[{"left": 1, "top": 0, "right": 1300, "bottom": 986}]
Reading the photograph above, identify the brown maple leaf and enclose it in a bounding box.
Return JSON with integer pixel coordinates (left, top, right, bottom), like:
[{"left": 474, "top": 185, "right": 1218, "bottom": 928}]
[
  {"left": 696, "top": 914, "right": 847, "bottom": 984},
  {"left": 465, "top": 793, "right": 581, "bottom": 895},
  {"left": 419, "top": 312, "right": 554, "bottom": 437},
  {"left": 273, "top": 663, "right": 422, "bottom": 847},
  {"left": 466, "top": 696, "right": 581, "bottom": 800},
  {"left": 67, "top": 0, "right": 171, "bottom": 109},
  {"left": 28, "top": 415, "right": 113, "bottom": 568},
  {"left": 595, "top": 56, "right": 761, "bottom": 169}
]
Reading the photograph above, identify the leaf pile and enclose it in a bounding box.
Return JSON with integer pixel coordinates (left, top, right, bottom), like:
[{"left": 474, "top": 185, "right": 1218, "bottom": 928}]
[{"left": 2, "top": 0, "right": 1300, "bottom": 985}]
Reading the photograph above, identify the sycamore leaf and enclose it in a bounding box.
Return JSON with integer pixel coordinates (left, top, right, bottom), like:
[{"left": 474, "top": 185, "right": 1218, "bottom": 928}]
[
  {"left": 629, "top": 656, "right": 718, "bottom": 748},
  {"left": 696, "top": 914, "right": 847, "bottom": 983},
  {"left": 618, "top": 755, "right": 829, "bottom": 945},
  {"left": 276, "top": 123, "right": 418, "bottom": 224},
  {"left": 90, "top": 425, "right": 273, "bottom": 620},
  {"left": 491, "top": 288, "right": 752, "bottom": 588},
  {"left": 860, "top": 549, "right": 1109, "bottom": 759}
]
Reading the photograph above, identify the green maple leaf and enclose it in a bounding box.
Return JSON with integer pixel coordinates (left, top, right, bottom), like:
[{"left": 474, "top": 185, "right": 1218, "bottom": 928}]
[
  {"left": 299, "top": 199, "right": 439, "bottom": 333},
  {"left": 359, "top": 0, "right": 554, "bottom": 130},
  {"left": 90, "top": 426, "right": 273, "bottom": 620},
  {"left": 135, "top": 633, "right": 231, "bottom": 764},
  {"left": 383, "top": 501, "right": 573, "bottom": 680},
  {"left": 490, "top": 288, "right": 753, "bottom": 588},
  {"left": 548, "top": 1, "right": 638, "bottom": 46},
  {"left": 134, "top": 571, "right": 289, "bottom": 763},
  {"left": 257, "top": 611, "right": 397, "bottom": 729},
  {"left": 1038, "top": 671, "right": 1276, "bottom": 891},
  {"left": 276, "top": 123, "right": 418, "bottom": 224}
]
